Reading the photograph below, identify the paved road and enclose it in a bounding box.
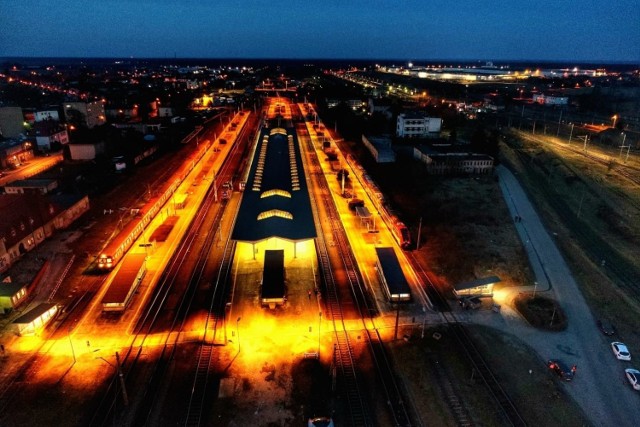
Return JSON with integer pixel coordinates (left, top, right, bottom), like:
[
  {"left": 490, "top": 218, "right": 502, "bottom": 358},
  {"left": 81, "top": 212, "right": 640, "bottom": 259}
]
[
  {"left": 0, "top": 153, "right": 63, "bottom": 186},
  {"left": 465, "top": 165, "right": 638, "bottom": 426}
]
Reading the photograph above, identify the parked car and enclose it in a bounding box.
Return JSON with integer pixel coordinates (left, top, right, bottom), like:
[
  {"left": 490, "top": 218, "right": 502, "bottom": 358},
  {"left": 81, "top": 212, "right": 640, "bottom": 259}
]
[
  {"left": 459, "top": 296, "right": 482, "bottom": 310},
  {"left": 597, "top": 320, "right": 616, "bottom": 336},
  {"left": 547, "top": 359, "right": 576, "bottom": 381},
  {"left": 625, "top": 368, "right": 640, "bottom": 390},
  {"left": 611, "top": 342, "right": 632, "bottom": 361}
]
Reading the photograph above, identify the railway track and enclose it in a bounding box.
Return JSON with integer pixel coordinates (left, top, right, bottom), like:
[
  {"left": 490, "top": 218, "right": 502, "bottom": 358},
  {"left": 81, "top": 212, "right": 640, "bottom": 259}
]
[
  {"left": 303, "top": 124, "right": 414, "bottom": 427},
  {"left": 510, "top": 148, "right": 640, "bottom": 302},
  {"left": 303, "top": 136, "right": 370, "bottom": 427},
  {"left": 0, "top": 152, "right": 204, "bottom": 423},
  {"left": 517, "top": 131, "right": 640, "bottom": 187},
  {"left": 88, "top": 114, "right": 250, "bottom": 426},
  {"left": 88, "top": 164, "right": 222, "bottom": 426},
  {"left": 183, "top": 237, "right": 237, "bottom": 426},
  {"left": 183, "top": 115, "right": 254, "bottom": 427},
  {"left": 408, "top": 253, "right": 526, "bottom": 427}
]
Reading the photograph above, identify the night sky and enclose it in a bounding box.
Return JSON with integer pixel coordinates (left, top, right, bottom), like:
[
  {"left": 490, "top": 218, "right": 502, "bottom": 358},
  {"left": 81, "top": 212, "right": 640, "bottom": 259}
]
[{"left": 1, "top": 0, "right": 639, "bottom": 62}]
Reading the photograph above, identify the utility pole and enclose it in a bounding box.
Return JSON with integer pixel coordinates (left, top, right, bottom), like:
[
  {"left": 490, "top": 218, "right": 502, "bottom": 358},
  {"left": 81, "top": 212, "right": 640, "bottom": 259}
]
[
  {"left": 115, "top": 352, "right": 129, "bottom": 406},
  {"left": 619, "top": 133, "right": 630, "bottom": 163},
  {"left": 213, "top": 173, "right": 218, "bottom": 202},
  {"left": 568, "top": 123, "right": 574, "bottom": 144},
  {"left": 236, "top": 317, "right": 241, "bottom": 353},
  {"left": 416, "top": 217, "right": 422, "bottom": 250},
  {"left": 68, "top": 327, "right": 76, "bottom": 364},
  {"left": 394, "top": 305, "right": 400, "bottom": 340},
  {"left": 577, "top": 190, "right": 586, "bottom": 218},
  {"left": 318, "top": 312, "right": 322, "bottom": 357},
  {"left": 558, "top": 108, "right": 563, "bottom": 127},
  {"left": 577, "top": 135, "right": 589, "bottom": 153}
]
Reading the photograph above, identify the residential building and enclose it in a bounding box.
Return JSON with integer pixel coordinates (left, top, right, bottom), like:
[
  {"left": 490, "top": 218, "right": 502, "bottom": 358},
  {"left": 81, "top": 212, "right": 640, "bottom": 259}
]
[
  {"left": 34, "top": 121, "right": 69, "bottom": 151},
  {"left": 3, "top": 179, "right": 59, "bottom": 195},
  {"left": 105, "top": 104, "right": 139, "bottom": 120},
  {"left": 63, "top": 101, "right": 106, "bottom": 128},
  {"left": 0, "top": 193, "right": 90, "bottom": 273},
  {"left": 0, "top": 139, "right": 34, "bottom": 169},
  {"left": 396, "top": 112, "right": 442, "bottom": 138}
]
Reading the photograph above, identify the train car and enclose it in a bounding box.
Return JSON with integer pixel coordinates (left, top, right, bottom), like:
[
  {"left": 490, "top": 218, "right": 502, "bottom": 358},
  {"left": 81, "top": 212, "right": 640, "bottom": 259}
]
[
  {"left": 98, "top": 209, "right": 145, "bottom": 269},
  {"left": 261, "top": 250, "right": 286, "bottom": 309},
  {"left": 374, "top": 247, "right": 411, "bottom": 302},
  {"left": 97, "top": 112, "right": 248, "bottom": 270},
  {"left": 393, "top": 220, "right": 412, "bottom": 250},
  {"left": 101, "top": 253, "right": 147, "bottom": 312},
  {"left": 96, "top": 123, "right": 222, "bottom": 271},
  {"left": 97, "top": 173, "right": 184, "bottom": 270}
]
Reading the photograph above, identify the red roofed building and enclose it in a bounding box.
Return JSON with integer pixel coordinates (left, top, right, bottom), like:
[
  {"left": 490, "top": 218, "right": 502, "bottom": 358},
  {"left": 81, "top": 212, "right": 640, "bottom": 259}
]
[{"left": 0, "top": 193, "right": 89, "bottom": 273}]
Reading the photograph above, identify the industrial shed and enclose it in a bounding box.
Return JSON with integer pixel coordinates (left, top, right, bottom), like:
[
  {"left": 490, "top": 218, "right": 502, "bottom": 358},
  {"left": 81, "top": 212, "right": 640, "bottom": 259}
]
[{"left": 453, "top": 276, "right": 500, "bottom": 298}]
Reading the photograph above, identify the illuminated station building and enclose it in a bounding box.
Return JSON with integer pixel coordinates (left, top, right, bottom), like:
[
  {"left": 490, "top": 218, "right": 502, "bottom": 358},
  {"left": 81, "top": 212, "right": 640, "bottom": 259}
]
[{"left": 231, "top": 122, "right": 316, "bottom": 308}]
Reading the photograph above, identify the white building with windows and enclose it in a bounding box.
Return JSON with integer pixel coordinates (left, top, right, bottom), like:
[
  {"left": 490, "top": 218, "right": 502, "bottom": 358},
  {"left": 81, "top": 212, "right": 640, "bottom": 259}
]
[{"left": 397, "top": 112, "right": 442, "bottom": 138}]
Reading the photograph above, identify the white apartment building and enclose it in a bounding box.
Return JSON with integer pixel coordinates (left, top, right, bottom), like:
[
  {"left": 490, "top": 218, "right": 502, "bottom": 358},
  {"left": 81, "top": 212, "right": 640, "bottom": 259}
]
[{"left": 397, "top": 112, "right": 442, "bottom": 138}]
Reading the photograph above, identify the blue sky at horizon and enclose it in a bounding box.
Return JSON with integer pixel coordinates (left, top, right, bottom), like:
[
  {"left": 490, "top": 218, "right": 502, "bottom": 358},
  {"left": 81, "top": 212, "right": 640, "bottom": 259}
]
[{"left": 1, "top": 0, "right": 639, "bottom": 62}]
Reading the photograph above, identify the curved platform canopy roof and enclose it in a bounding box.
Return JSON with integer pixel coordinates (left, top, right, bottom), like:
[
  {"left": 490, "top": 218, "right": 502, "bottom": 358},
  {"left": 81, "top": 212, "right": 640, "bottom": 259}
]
[{"left": 231, "top": 127, "right": 316, "bottom": 243}]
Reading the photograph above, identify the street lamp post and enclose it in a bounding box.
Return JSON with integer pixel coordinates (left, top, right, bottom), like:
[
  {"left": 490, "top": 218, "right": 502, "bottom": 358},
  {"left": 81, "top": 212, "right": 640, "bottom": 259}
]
[
  {"left": 612, "top": 114, "right": 618, "bottom": 128},
  {"left": 318, "top": 312, "right": 322, "bottom": 357},
  {"left": 68, "top": 327, "right": 76, "bottom": 364},
  {"left": 568, "top": 123, "right": 574, "bottom": 144},
  {"left": 236, "top": 317, "right": 241, "bottom": 353}
]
